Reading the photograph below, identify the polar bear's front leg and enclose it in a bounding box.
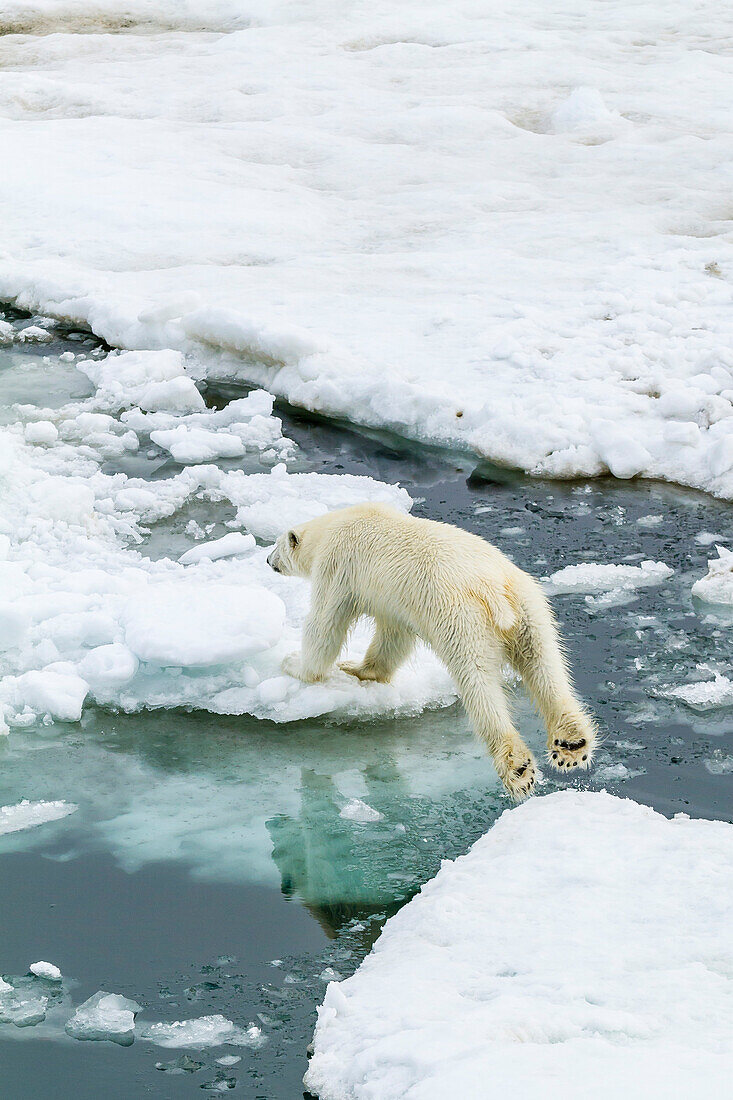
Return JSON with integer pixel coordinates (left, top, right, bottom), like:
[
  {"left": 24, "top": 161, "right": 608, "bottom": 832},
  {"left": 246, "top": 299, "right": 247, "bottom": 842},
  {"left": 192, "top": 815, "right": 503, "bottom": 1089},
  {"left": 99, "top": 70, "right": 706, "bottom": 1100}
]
[
  {"left": 340, "top": 620, "right": 415, "bottom": 683},
  {"left": 282, "top": 584, "right": 356, "bottom": 683}
]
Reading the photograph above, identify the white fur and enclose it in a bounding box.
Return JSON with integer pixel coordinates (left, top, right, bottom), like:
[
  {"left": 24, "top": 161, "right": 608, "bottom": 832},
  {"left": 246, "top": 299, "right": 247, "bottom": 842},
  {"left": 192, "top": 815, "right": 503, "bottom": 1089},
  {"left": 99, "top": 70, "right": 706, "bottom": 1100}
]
[{"left": 269, "top": 504, "right": 596, "bottom": 799}]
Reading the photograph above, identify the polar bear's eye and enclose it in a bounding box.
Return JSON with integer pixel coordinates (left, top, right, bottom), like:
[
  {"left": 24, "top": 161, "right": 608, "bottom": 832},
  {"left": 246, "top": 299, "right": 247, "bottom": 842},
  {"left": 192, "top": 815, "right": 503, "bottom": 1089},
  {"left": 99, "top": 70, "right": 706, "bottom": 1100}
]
[{"left": 288, "top": 531, "right": 299, "bottom": 549}]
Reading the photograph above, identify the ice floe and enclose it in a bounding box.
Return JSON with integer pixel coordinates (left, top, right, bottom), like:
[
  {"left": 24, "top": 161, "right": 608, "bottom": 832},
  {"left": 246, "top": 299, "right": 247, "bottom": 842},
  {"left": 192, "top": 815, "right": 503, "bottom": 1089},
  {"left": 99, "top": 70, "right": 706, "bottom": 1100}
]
[
  {"left": 692, "top": 546, "right": 733, "bottom": 606},
  {"left": 0, "top": 347, "right": 456, "bottom": 726},
  {"left": 0, "top": 799, "right": 78, "bottom": 836},
  {"left": 1, "top": 3, "right": 733, "bottom": 497},
  {"left": 305, "top": 791, "right": 733, "bottom": 1099}
]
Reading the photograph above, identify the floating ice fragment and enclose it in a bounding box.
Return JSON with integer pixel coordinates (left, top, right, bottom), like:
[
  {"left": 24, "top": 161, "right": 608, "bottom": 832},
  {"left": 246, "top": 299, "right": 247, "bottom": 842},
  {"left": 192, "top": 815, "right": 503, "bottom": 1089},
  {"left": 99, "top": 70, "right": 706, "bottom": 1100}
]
[
  {"left": 155, "top": 1054, "right": 204, "bottom": 1074},
  {"left": 18, "top": 326, "right": 52, "bottom": 344},
  {"left": 150, "top": 425, "right": 244, "bottom": 464},
  {"left": 0, "top": 990, "right": 48, "bottom": 1027},
  {"left": 0, "top": 799, "right": 78, "bottom": 836},
  {"left": 29, "top": 961, "right": 62, "bottom": 981},
  {"left": 667, "top": 672, "right": 733, "bottom": 711},
  {"left": 179, "top": 532, "right": 255, "bottom": 565},
  {"left": 65, "top": 991, "right": 140, "bottom": 1045},
  {"left": 216, "top": 1055, "right": 241, "bottom": 1066},
  {"left": 339, "top": 799, "right": 384, "bottom": 823},
  {"left": 0, "top": 319, "right": 14, "bottom": 345},
  {"left": 691, "top": 546, "right": 733, "bottom": 606},
  {"left": 545, "top": 560, "right": 672, "bottom": 597},
  {"left": 142, "top": 1014, "right": 264, "bottom": 1049},
  {"left": 704, "top": 754, "right": 733, "bottom": 776},
  {"left": 0, "top": 978, "right": 13, "bottom": 993}
]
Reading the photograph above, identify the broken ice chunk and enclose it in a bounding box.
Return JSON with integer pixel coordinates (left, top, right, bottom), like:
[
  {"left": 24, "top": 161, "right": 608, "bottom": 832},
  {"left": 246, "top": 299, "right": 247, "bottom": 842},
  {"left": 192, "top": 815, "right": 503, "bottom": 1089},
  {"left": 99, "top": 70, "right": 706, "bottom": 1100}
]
[
  {"left": 29, "top": 961, "right": 62, "bottom": 981},
  {"left": 0, "top": 990, "right": 48, "bottom": 1027},
  {"left": 178, "top": 532, "right": 255, "bottom": 565},
  {"left": 142, "top": 1015, "right": 264, "bottom": 1049},
  {"left": 0, "top": 799, "right": 78, "bottom": 836},
  {"left": 65, "top": 991, "right": 141, "bottom": 1045}
]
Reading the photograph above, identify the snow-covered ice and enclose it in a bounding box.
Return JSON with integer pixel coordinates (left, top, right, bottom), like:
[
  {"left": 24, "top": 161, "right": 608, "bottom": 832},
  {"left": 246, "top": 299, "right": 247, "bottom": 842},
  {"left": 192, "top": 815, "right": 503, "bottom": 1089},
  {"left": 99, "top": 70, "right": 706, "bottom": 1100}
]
[
  {"left": 0, "top": 3, "right": 732, "bottom": 497},
  {"left": 29, "top": 961, "right": 62, "bottom": 982},
  {"left": 0, "top": 799, "right": 77, "bottom": 836},
  {"left": 65, "top": 991, "right": 140, "bottom": 1045},
  {"left": 0, "top": 346, "right": 456, "bottom": 726},
  {"left": 544, "top": 560, "right": 672, "bottom": 608},
  {"left": 142, "top": 1015, "right": 264, "bottom": 1050},
  {"left": 692, "top": 546, "right": 733, "bottom": 606},
  {"left": 305, "top": 791, "right": 733, "bottom": 1100}
]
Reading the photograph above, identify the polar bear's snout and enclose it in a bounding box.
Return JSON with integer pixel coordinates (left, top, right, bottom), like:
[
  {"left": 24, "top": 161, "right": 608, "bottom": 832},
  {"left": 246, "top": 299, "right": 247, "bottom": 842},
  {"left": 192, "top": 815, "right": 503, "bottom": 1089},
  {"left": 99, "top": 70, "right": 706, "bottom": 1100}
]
[{"left": 267, "top": 547, "right": 282, "bottom": 573}]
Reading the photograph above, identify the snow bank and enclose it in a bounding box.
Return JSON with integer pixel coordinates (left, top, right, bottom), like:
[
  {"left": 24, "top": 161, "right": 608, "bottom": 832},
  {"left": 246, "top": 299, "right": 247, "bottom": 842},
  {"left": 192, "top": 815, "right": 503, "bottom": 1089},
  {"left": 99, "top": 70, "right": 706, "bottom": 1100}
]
[
  {"left": 1, "top": 3, "right": 733, "bottom": 497},
  {"left": 544, "top": 560, "right": 672, "bottom": 608},
  {"left": 305, "top": 792, "right": 733, "bottom": 1100},
  {"left": 692, "top": 546, "right": 733, "bottom": 606},
  {"left": 0, "top": 346, "right": 456, "bottom": 726},
  {"left": 0, "top": 799, "right": 77, "bottom": 836}
]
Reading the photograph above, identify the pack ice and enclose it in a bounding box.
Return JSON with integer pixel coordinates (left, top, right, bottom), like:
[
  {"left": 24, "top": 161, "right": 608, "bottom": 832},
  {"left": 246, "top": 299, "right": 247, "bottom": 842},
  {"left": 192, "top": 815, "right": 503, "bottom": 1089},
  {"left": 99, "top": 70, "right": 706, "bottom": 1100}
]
[
  {"left": 0, "top": 347, "right": 455, "bottom": 727},
  {"left": 305, "top": 792, "right": 733, "bottom": 1100},
  {"left": 1, "top": 2, "right": 732, "bottom": 498}
]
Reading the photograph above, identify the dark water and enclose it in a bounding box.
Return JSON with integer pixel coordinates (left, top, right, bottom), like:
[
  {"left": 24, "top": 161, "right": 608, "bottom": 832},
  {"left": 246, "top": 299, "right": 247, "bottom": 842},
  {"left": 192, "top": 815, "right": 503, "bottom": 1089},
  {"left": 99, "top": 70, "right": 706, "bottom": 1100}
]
[{"left": 1, "top": 312, "right": 731, "bottom": 1097}]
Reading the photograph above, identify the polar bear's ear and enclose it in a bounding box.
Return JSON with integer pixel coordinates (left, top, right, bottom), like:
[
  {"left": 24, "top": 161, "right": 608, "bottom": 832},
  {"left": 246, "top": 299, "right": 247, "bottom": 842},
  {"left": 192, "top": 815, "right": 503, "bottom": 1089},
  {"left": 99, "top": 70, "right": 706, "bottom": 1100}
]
[{"left": 288, "top": 530, "right": 299, "bottom": 549}]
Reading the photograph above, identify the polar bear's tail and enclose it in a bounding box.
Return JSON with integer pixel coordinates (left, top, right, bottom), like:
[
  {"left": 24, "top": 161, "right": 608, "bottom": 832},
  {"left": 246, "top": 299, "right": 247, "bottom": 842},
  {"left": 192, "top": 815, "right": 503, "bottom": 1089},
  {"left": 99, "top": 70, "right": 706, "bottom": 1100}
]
[{"left": 468, "top": 581, "right": 518, "bottom": 635}]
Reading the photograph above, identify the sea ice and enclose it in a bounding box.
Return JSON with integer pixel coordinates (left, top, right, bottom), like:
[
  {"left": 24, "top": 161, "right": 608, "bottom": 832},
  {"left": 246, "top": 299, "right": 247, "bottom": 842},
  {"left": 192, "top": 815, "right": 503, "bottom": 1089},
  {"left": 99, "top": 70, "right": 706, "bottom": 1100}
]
[
  {"left": 305, "top": 792, "right": 733, "bottom": 1099},
  {"left": 0, "top": 799, "right": 77, "bottom": 836},
  {"left": 691, "top": 546, "right": 733, "bottom": 606},
  {"left": 142, "top": 1015, "right": 264, "bottom": 1049},
  {"left": 1, "top": 3, "right": 732, "bottom": 498},
  {"left": 29, "top": 961, "right": 62, "bottom": 981},
  {"left": 0, "top": 347, "right": 454, "bottom": 726},
  {"left": 65, "top": 991, "right": 141, "bottom": 1045}
]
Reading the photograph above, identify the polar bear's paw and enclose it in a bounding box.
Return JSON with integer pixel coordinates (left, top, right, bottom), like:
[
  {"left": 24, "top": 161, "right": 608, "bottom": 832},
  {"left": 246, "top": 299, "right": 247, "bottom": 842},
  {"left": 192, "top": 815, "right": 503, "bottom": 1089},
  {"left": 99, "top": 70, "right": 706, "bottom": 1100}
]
[
  {"left": 281, "top": 653, "right": 323, "bottom": 684},
  {"left": 339, "top": 660, "right": 388, "bottom": 683},
  {"left": 548, "top": 711, "right": 596, "bottom": 772},
  {"left": 496, "top": 742, "right": 537, "bottom": 801}
]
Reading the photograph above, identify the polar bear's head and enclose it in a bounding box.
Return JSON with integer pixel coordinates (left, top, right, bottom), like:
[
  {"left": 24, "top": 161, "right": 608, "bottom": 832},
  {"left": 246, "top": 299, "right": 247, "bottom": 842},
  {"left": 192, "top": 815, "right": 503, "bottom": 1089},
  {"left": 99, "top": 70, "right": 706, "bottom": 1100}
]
[{"left": 267, "top": 525, "right": 309, "bottom": 577}]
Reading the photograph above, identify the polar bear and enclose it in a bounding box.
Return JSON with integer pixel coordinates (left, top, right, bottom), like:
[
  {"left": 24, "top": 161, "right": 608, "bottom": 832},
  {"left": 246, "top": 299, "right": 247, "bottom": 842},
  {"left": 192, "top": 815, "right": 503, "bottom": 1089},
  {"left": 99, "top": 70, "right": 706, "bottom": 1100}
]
[{"left": 268, "top": 503, "right": 596, "bottom": 799}]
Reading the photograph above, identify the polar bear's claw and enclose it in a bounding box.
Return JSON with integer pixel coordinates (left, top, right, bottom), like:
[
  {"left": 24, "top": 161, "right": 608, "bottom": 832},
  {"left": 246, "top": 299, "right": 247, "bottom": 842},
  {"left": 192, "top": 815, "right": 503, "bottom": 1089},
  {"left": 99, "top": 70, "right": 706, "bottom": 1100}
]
[{"left": 498, "top": 747, "right": 537, "bottom": 801}]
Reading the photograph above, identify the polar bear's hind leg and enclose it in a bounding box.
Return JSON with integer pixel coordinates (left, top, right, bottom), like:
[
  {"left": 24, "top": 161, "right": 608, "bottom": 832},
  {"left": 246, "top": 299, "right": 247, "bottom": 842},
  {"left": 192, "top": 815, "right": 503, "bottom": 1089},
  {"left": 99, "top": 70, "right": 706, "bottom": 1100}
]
[
  {"left": 439, "top": 622, "right": 537, "bottom": 800},
  {"left": 507, "top": 596, "right": 597, "bottom": 772}
]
